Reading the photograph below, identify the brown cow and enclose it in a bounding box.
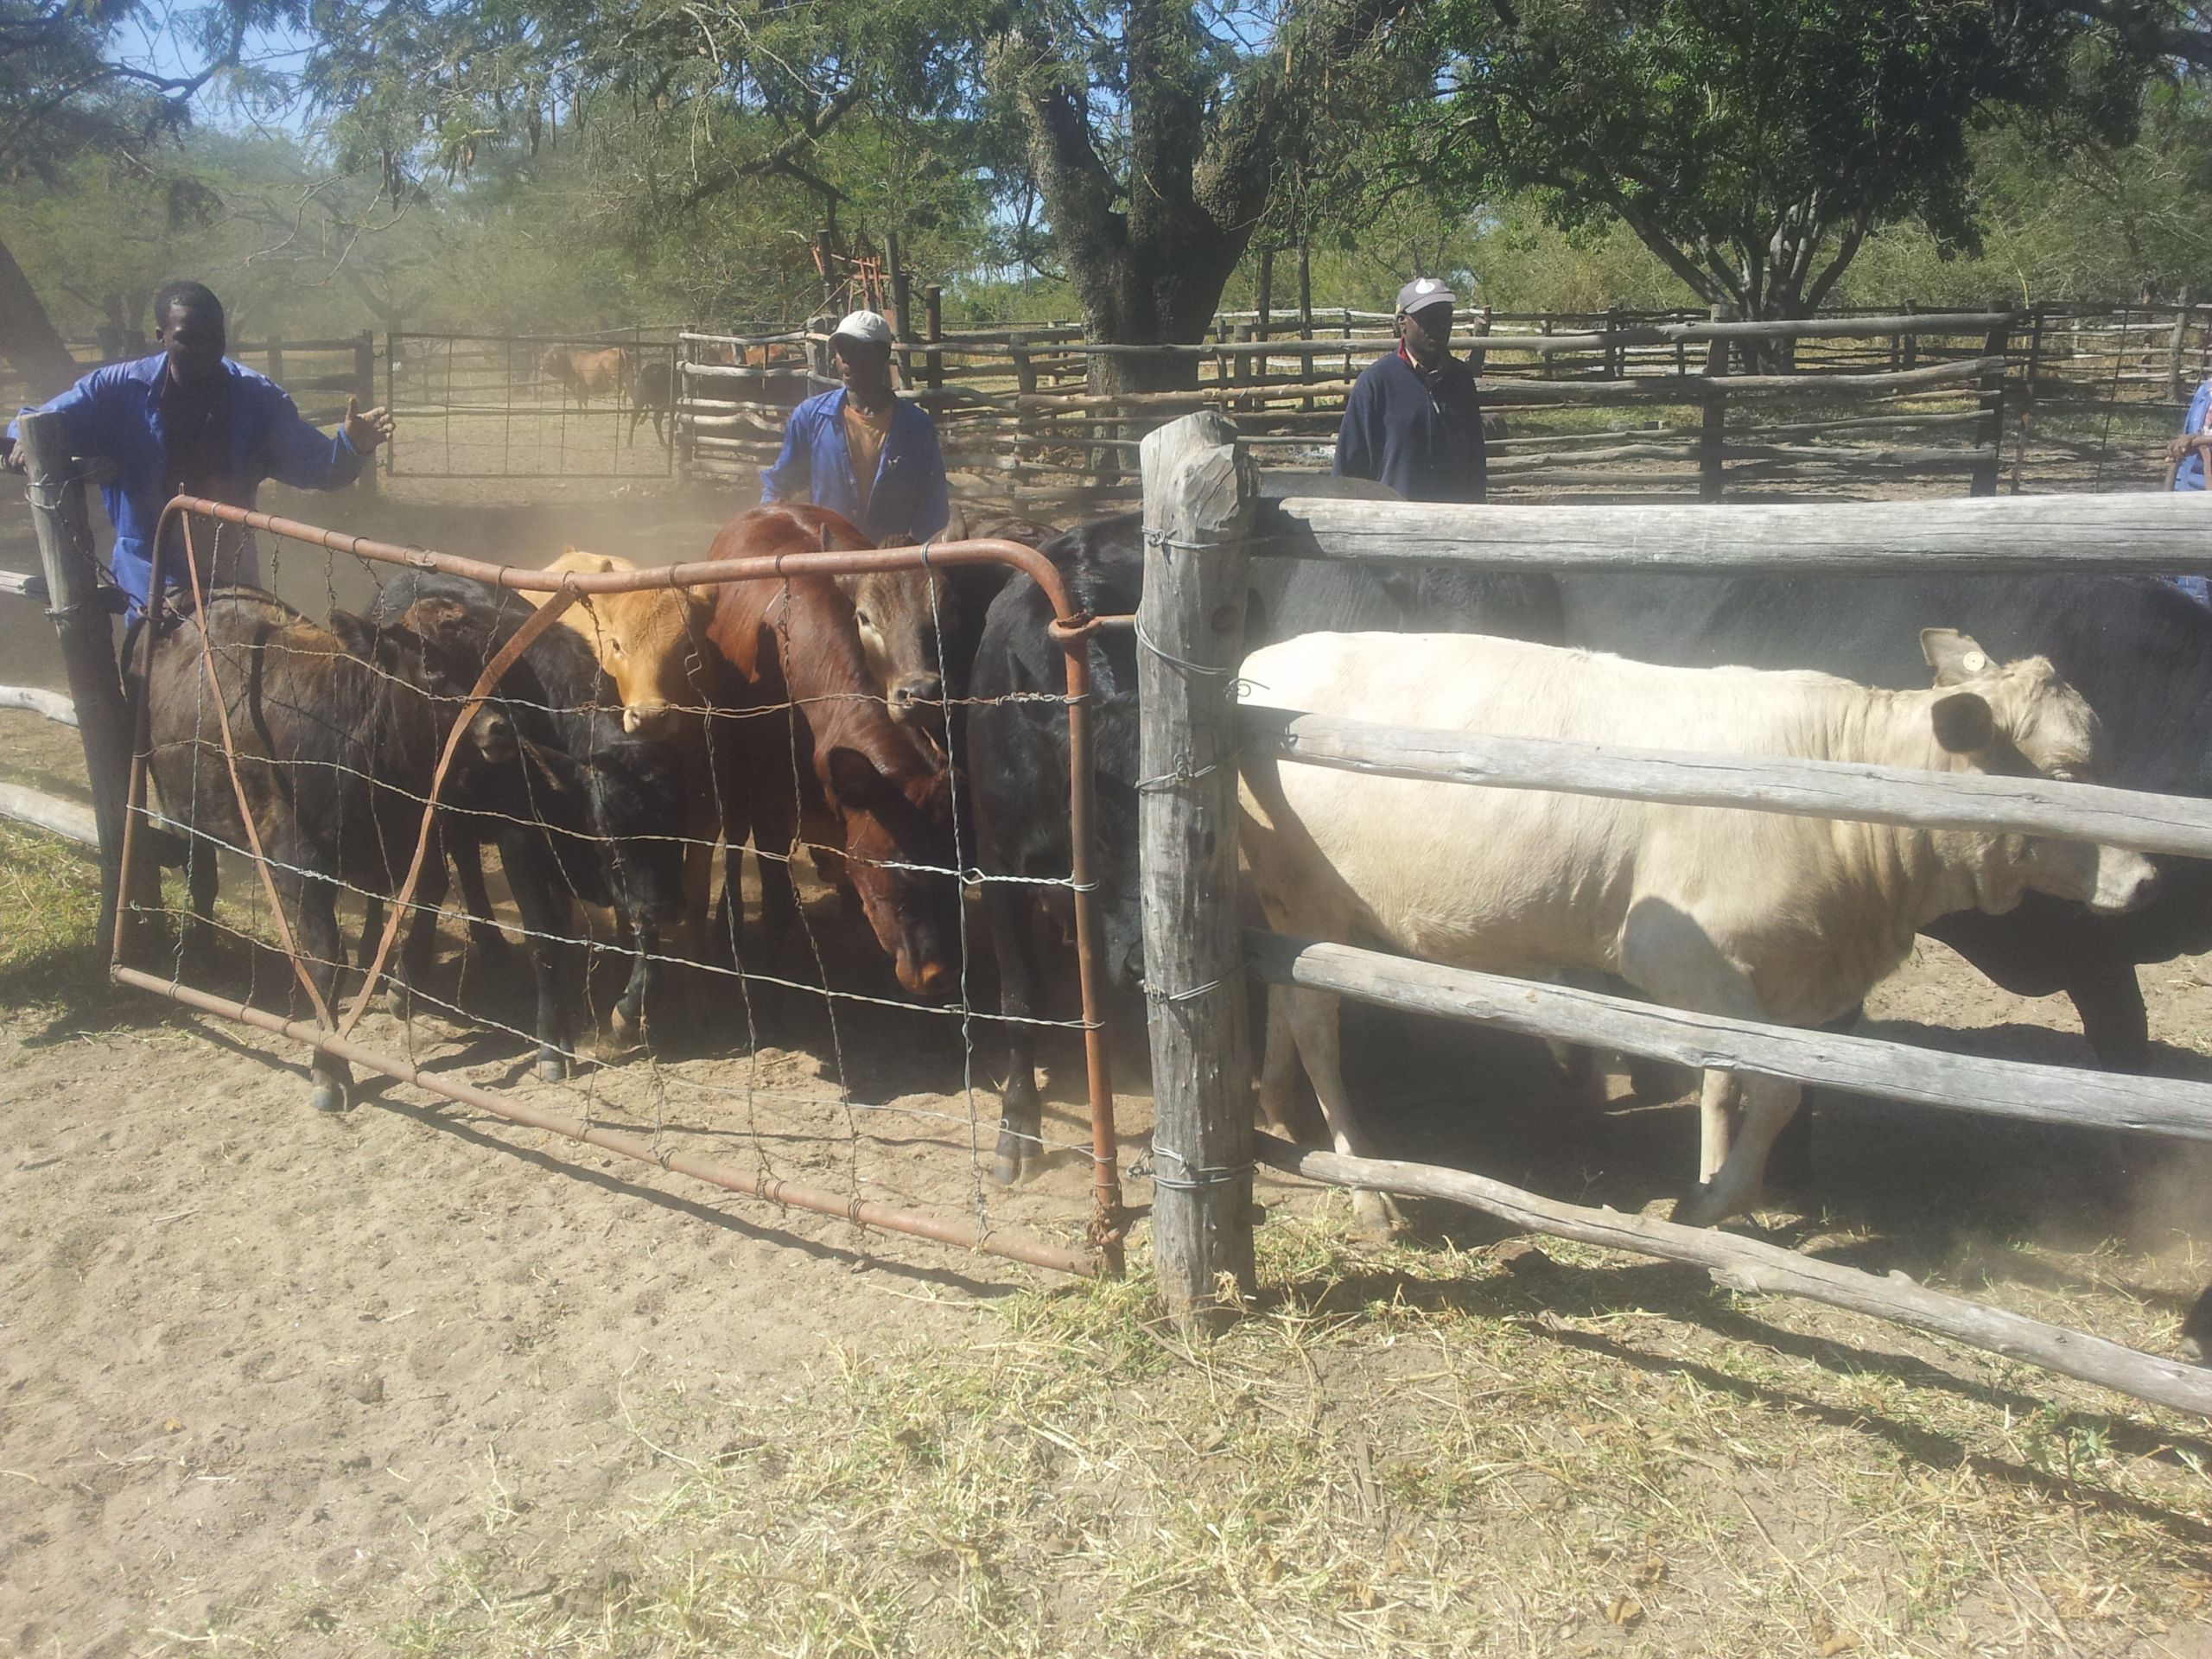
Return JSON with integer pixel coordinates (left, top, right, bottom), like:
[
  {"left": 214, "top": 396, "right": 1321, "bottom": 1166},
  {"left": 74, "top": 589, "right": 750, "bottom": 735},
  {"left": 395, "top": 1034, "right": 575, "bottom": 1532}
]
[
  {"left": 538, "top": 346, "right": 635, "bottom": 407},
  {"left": 143, "top": 588, "right": 516, "bottom": 1112},
  {"left": 699, "top": 505, "right": 962, "bottom": 1000}
]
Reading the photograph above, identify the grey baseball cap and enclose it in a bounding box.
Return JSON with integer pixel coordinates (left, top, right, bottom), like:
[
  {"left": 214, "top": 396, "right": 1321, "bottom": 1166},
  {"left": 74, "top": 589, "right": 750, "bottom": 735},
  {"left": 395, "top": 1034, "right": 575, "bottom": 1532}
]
[
  {"left": 1395, "top": 277, "right": 1456, "bottom": 315},
  {"left": 832, "top": 309, "right": 895, "bottom": 346}
]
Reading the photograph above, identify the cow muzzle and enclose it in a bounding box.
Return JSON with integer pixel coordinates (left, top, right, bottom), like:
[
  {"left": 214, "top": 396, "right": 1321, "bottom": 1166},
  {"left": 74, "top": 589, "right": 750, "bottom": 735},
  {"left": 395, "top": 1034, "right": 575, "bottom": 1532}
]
[
  {"left": 472, "top": 707, "right": 518, "bottom": 766},
  {"left": 887, "top": 675, "right": 944, "bottom": 721},
  {"left": 622, "top": 701, "right": 677, "bottom": 737},
  {"left": 2088, "top": 845, "right": 2159, "bottom": 914}
]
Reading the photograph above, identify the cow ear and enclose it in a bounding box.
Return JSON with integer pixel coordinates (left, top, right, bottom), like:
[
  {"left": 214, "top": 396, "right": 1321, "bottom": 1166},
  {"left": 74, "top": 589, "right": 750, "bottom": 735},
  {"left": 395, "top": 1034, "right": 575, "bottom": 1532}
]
[
  {"left": 1930, "top": 690, "right": 1996, "bottom": 753},
  {"left": 399, "top": 597, "right": 478, "bottom": 659},
  {"left": 328, "top": 608, "right": 378, "bottom": 658},
  {"left": 1921, "top": 627, "right": 1994, "bottom": 686},
  {"left": 823, "top": 746, "right": 887, "bottom": 805}
]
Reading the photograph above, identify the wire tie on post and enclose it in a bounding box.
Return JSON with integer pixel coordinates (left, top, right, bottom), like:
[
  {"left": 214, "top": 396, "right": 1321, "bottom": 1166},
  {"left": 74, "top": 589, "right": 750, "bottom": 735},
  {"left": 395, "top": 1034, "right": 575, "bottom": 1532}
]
[
  {"left": 1141, "top": 968, "right": 1241, "bottom": 1005},
  {"left": 1134, "top": 617, "right": 1240, "bottom": 680},
  {"left": 1147, "top": 1141, "right": 1254, "bottom": 1192}
]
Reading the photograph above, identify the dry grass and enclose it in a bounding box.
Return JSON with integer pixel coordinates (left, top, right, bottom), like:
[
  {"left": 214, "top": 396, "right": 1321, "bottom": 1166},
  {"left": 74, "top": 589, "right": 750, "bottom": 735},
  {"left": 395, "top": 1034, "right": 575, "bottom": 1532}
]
[{"left": 330, "top": 1207, "right": 2212, "bottom": 1659}]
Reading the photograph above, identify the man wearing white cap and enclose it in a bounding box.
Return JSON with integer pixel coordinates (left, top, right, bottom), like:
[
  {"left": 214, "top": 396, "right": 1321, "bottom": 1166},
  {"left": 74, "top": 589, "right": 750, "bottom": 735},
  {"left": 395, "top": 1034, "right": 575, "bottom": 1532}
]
[
  {"left": 1333, "top": 276, "right": 1487, "bottom": 503},
  {"left": 761, "top": 308, "right": 950, "bottom": 544}
]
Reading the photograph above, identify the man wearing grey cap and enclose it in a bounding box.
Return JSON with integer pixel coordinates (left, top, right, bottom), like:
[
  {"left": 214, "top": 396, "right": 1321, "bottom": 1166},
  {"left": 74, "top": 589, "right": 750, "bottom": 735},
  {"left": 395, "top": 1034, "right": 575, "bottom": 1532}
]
[
  {"left": 762, "top": 308, "right": 950, "bottom": 543},
  {"left": 1333, "top": 276, "right": 1488, "bottom": 503}
]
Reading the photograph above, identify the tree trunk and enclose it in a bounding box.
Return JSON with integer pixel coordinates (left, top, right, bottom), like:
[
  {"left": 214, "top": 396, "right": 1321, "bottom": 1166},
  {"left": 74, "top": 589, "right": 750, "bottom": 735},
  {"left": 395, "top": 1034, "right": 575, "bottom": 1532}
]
[{"left": 0, "top": 232, "right": 82, "bottom": 398}]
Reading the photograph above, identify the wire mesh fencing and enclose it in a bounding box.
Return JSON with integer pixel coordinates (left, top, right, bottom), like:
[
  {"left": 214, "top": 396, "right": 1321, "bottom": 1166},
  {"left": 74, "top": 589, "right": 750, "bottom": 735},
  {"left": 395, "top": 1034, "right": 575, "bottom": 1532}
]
[
  {"left": 385, "top": 332, "right": 680, "bottom": 481},
  {"left": 112, "top": 497, "right": 1128, "bottom": 1277}
]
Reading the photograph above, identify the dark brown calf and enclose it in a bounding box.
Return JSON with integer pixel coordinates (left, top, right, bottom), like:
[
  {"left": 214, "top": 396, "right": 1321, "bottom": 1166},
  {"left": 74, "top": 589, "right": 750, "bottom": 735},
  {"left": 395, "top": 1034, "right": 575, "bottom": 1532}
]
[
  {"left": 143, "top": 587, "right": 515, "bottom": 1111},
  {"left": 699, "top": 505, "right": 962, "bottom": 1001}
]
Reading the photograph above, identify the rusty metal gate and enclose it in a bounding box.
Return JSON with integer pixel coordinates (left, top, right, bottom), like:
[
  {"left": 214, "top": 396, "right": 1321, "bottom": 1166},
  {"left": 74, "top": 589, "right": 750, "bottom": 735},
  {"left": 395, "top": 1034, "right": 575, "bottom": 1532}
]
[{"left": 111, "top": 496, "right": 1126, "bottom": 1276}]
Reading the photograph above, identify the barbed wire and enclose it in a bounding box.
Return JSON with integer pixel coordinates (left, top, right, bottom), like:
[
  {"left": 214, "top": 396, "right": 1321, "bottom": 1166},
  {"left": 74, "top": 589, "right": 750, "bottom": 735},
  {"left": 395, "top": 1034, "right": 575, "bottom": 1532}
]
[{"left": 128, "top": 516, "right": 1128, "bottom": 1262}]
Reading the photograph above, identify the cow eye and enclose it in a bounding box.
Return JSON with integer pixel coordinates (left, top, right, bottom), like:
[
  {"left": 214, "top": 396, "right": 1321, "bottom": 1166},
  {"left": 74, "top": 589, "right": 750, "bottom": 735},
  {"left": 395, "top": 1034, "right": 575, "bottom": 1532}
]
[
  {"left": 855, "top": 609, "right": 872, "bottom": 629},
  {"left": 609, "top": 639, "right": 625, "bottom": 657}
]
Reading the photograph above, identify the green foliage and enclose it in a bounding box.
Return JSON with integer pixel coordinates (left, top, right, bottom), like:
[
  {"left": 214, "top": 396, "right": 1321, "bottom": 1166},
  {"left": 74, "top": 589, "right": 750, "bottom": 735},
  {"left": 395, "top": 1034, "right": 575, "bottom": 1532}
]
[{"left": 1414, "top": 0, "right": 2160, "bottom": 318}]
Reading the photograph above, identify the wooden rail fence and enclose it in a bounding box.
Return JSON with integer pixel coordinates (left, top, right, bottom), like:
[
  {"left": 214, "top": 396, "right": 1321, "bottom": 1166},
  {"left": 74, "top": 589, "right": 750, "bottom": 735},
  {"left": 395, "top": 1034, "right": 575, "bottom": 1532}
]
[{"left": 1138, "top": 410, "right": 2212, "bottom": 1419}]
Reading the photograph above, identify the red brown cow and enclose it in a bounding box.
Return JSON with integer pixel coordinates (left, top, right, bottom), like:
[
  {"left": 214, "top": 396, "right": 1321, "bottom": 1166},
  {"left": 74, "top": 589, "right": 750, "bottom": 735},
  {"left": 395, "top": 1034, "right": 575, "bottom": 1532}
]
[
  {"left": 538, "top": 346, "right": 635, "bottom": 407},
  {"left": 700, "top": 505, "right": 962, "bottom": 999}
]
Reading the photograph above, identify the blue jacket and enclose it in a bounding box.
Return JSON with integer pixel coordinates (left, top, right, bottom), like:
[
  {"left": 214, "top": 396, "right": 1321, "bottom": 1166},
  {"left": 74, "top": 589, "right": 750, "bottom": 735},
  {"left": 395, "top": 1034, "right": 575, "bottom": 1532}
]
[
  {"left": 2177, "top": 378, "right": 2212, "bottom": 491},
  {"left": 760, "top": 388, "right": 950, "bottom": 545},
  {"left": 8, "top": 353, "right": 363, "bottom": 611},
  {"left": 1334, "top": 348, "right": 1488, "bottom": 504}
]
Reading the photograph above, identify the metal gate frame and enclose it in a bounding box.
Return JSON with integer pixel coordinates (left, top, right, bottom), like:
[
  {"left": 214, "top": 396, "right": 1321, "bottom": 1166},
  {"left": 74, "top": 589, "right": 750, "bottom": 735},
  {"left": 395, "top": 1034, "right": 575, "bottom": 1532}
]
[
  {"left": 114, "top": 495, "right": 1127, "bottom": 1278},
  {"left": 384, "top": 331, "right": 682, "bottom": 480}
]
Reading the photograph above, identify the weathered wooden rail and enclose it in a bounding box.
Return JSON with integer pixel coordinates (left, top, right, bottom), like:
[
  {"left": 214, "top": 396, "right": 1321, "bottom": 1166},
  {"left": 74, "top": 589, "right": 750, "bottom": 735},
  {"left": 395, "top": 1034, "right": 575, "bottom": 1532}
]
[{"left": 1137, "top": 411, "right": 2212, "bottom": 1421}]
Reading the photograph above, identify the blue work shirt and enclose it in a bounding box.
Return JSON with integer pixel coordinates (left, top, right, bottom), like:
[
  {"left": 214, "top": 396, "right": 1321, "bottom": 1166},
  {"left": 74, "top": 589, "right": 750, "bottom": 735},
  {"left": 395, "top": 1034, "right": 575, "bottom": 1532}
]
[
  {"left": 760, "top": 388, "right": 950, "bottom": 545},
  {"left": 1334, "top": 347, "right": 1488, "bottom": 504},
  {"left": 2171, "top": 378, "right": 2210, "bottom": 606},
  {"left": 8, "top": 353, "right": 364, "bottom": 611}
]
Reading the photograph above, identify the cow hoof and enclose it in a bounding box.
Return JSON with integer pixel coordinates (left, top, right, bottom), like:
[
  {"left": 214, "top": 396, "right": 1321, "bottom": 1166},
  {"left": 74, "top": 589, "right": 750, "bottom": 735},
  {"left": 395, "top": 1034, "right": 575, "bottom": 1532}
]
[
  {"left": 535, "top": 1052, "right": 568, "bottom": 1084},
  {"left": 1669, "top": 1184, "right": 1730, "bottom": 1229},
  {"left": 383, "top": 983, "right": 411, "bottom": 1021},
  {"left": 309, "top": 1077, "right": 349, "bottom": 1114},
  {"left": 1351, "top": 1188, "right": 1403, "bottom": 1239},
  {"left": 611, "top": 1001, "right": 643, "bottom": 1044}
]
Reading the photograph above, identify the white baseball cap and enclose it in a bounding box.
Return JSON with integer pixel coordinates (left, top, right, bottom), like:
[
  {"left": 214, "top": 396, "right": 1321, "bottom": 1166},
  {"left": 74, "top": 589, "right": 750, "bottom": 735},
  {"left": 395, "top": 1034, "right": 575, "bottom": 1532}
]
[{"left": 832, "top": 309, "right": 895, "bottom": 346}]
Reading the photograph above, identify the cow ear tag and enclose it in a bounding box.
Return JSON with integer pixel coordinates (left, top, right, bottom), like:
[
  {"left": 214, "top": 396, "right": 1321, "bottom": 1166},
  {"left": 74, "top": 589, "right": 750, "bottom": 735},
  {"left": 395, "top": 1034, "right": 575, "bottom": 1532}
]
[{"left": 1921, "top": 627, "right": 1993, "bottom": 686}]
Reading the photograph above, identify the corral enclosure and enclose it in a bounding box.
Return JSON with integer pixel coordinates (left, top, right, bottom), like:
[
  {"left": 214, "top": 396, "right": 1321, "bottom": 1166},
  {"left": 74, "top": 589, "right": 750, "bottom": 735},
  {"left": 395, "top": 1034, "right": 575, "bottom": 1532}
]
[{"left": 8, "top": 306, "right": 2212, "bottom": 1654}]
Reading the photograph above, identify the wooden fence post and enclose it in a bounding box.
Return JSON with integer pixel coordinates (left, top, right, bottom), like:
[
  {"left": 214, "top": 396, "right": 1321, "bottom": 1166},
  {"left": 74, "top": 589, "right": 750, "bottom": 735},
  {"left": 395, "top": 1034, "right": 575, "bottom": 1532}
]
[
  {"left": 923, "top": 284, "right": 944, "bottom": 392},
  {"left": 1700, "top": 303, "right": 1733, "bottom": 503},
  {"left": 1297, "top": 243, "right": 1315, "bottom": 410},
  {"left": 1138, "top": 410, "right": 1259, "bottom": 1332},
  {"left": 1972, "top": 303, "right": 2013, "bottom": 499},
  {"left": 2013, "top": 305, "right": 2046, "bottom": 495},
  {"left": 16, "top": 410, "right": 145, "bottom": 950},
  {"left": 889, "top": 237, "right": 913, "bottom": 388},
  {"left": 353, "top": 331, "right": 379, "bottom": 495},
  {"left": 2168, "top": 291, "right": 2194, "bottom": 403},
  {"left": 266, "top": 335, "right": 285, "bottom": 385}
]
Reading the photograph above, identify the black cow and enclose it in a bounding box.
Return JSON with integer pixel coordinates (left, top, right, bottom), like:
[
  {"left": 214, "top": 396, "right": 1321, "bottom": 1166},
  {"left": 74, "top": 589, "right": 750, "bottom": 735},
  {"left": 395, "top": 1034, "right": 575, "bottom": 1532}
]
[
  {"left": 629, "top": 357, "right": 674, "bottom": 448},
  {"left": 969, "top": 514, "right": 1145, "bottom": 1183},
  {"left": 1246, "top": 472, "right": 1565, "bottom": 648},
  {"left": 364, "top": 570, "right": 690, "bottom": 1077},
  {"left": 1557, "top": 572, "right": 2212, "bottom": 1070},
  {"left": 143, "top": 587, "right": 516, "bottom": 1112}
]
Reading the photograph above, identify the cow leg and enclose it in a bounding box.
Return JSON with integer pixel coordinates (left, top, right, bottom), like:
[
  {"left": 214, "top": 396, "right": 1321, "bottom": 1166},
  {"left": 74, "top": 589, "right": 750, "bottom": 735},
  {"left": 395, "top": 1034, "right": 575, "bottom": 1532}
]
[
  {"left": 1697, "top": 1070, "right": 1742, "bottom": 1184},
  {"left": 185, "top": 836, "right": 219, "bottom": 957},
  {"left": 1255, "top": 984, "right": 1307, "bottom": 1139},
  {"left": 1278, "top": 983, "right": 1401, "bottom": 1235},
  {"left": 2180, "top": 1283, "right": 2212, "bottom": 1364},
  {"left": 390, "top": 846, "right": 450, "bottom": 1020},
  {"left": 504, "top": 835, "right": 573, "bottom": 1081},
  {"left": 292, "top": 876, "right": 352, "bottom": 1113},
  {"left": 2066, "top": 966, "right": 2152, "bottom": 1072},
  {"left": 985, "top": 883, "right": 1044, "bottom": 1184},
  {"left": 612, "top": 922, "right": 656, "bottom": 1046},
  {"left": 1618, "top": 902, "right": 1795, "bottom": 1226},
  {"left": 450, "top": 836, "right": 514, "bottom": 969}
]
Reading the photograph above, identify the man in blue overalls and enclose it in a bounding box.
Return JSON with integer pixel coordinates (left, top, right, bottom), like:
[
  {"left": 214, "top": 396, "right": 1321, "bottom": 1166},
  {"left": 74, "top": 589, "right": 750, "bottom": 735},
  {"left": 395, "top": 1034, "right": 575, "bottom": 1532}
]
[
  {"left": 760, "top": 309, "right": 950, "bottom": 545},
  {"left": 3, "top": 280, "right": 393, "bottom": 613},
  {"left": 2168, "top": 375, "right": 2212, "bottom": 605}
]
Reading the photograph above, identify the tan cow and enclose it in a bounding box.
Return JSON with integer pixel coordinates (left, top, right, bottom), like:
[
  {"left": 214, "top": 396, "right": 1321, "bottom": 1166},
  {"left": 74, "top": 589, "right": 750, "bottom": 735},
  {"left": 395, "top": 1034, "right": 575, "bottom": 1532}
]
[
  {"left": 538, "top": 346, "right": 635, "bottom": 407},
  {"left": 1237, "top": 629, "right": 2157, "bottom": 1231},
  {"left": 531, "top": 549, "right": 723, "bottom": 960}
]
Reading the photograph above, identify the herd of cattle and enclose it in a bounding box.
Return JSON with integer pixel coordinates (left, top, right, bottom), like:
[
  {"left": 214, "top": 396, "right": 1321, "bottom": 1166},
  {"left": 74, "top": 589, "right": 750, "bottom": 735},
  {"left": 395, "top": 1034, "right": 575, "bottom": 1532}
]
[{"left": 130, "top": 478, "right": 2212, "bottom": 1346}]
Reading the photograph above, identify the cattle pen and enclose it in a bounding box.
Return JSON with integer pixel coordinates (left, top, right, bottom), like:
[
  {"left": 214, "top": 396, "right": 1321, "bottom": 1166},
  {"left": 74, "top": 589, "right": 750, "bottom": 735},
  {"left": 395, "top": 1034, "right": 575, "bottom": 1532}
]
[
  {"left": 1135, "top": 410, "right": 2212, "bottom": 1420},
  {"left": 16, "top": 395, "right": 2212, "bottom": 1425}
]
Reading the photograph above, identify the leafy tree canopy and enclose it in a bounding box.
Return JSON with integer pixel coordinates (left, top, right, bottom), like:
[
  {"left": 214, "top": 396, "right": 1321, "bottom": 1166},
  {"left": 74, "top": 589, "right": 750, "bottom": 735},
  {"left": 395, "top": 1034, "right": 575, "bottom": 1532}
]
[{"left": 1411, "top": 0, "right": 2190, "bottom": 319}]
